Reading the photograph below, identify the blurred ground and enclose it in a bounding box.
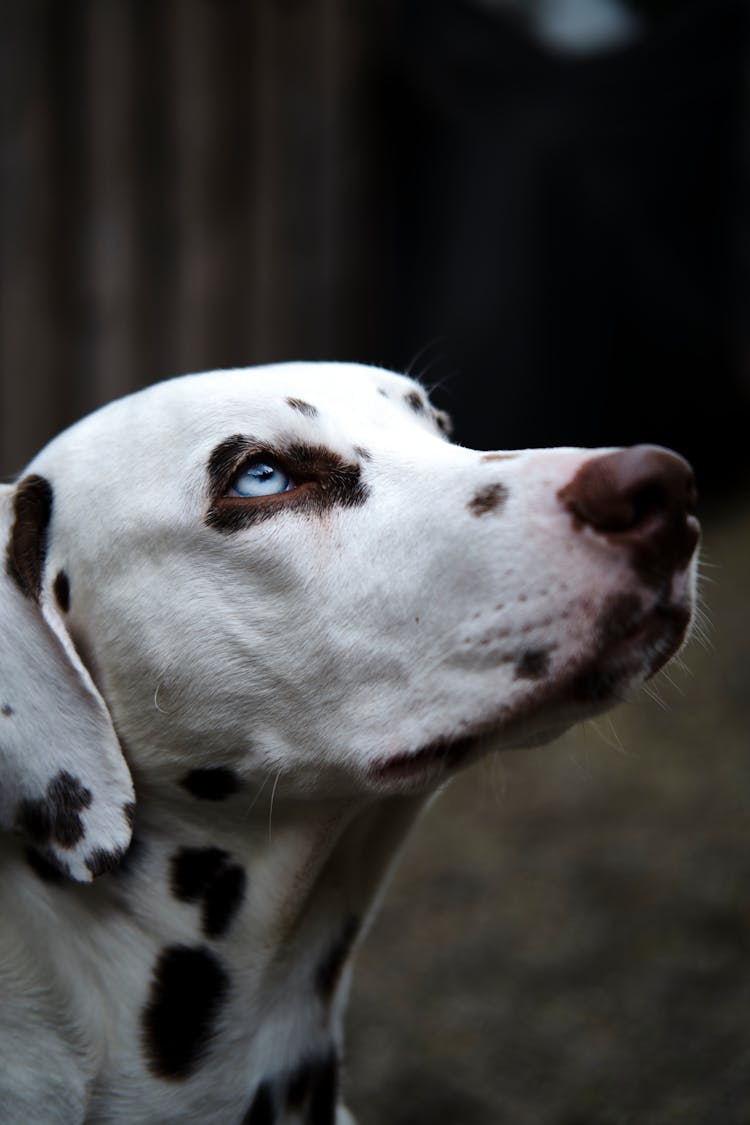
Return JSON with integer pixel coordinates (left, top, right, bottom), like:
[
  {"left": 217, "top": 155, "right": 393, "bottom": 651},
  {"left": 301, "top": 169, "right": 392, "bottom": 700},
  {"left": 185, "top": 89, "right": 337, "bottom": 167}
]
[{"left": 345, "top": 496, "right": 750, "bottom": 1125}]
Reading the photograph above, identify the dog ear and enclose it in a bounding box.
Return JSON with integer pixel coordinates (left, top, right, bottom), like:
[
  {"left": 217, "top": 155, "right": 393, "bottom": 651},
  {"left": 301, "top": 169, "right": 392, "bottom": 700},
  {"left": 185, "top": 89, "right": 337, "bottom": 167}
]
[{"left": 0, "top": 478, "right": 135, "bottom": 882}]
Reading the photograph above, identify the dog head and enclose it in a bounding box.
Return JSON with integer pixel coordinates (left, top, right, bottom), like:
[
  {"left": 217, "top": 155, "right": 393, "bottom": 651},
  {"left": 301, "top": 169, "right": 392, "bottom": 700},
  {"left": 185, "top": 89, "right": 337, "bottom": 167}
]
[{"left": 0, "top": 363, "right": 699, "bottom": 876}]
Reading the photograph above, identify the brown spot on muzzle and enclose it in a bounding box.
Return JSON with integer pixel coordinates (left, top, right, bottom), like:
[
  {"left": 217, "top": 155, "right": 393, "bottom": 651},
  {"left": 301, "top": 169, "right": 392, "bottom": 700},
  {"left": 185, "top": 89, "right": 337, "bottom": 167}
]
[{"left": 469, "top": 482, "right": 509, "bottom": 517}]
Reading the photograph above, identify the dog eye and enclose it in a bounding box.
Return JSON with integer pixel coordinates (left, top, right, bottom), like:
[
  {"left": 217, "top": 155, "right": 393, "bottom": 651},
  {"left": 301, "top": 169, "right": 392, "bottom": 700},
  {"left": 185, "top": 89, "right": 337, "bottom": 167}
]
[{"left": 228, "top": 461, "right": 294, "bottom": 498}]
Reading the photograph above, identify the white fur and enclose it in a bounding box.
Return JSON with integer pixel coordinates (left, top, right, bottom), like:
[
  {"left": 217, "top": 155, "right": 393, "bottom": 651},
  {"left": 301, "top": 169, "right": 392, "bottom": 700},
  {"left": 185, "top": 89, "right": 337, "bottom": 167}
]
[{"left": 0, "top": 362, "right": 697, "bottom": 1123}]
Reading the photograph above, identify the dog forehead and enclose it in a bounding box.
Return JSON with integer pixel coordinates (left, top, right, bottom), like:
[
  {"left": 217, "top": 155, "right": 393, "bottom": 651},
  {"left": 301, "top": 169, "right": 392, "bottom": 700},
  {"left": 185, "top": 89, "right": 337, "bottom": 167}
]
[{"left": 35, "top": 362, "right": 430, "bottom": 479}]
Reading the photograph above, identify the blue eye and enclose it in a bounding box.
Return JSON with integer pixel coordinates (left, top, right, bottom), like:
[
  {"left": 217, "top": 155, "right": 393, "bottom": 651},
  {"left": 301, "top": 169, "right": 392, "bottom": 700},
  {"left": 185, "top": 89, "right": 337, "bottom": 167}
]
[{"left": 229, "top": 461, "right": 294, "bottom": 498}]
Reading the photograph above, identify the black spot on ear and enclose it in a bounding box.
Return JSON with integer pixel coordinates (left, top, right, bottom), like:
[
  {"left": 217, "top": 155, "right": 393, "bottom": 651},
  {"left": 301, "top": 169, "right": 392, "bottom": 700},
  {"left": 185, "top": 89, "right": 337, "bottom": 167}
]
[
  {"left": 25, "top": 846, "right": 65, "bottom": 884},
  {"left": 6, "top": 475, "right": 53, "bottom": 601},
  {"left": 180, "top": 767, "right": 240, "bottom": 800},
  {"left": 53, "top": 569, "right": 70, "bottom": 612},
  {"left": 242, "top": 1079, "right": 276, "bottom": 1124},
  {"left": 142, "top": 945, "right": 229, "bottom": 1080},
  {"left": 404, "top": 390, "right": 426, "bottom": 414},
  {"left": 171, "top": 847, "right": 247, "bottom": 939},
  {"left": 1, "top": 703, "right": 13, "bottom": 717},
  {"left": 468, "top": 483, "right": 509, "bottom": 517},
  {"left": 316, "top": 914, "right": 360, "bottom": 1001},
  {"left": 515, "top": 648, "right": 551, "bottom": 681},
  {"left": 286, "top": 397, "right": 318, "bottom": 419},
  {"left": 85, "top": 846, "right": 126, "bottom": 878},
  {"left": 16, "top": 770, "right": 92, "bottom": 849}
]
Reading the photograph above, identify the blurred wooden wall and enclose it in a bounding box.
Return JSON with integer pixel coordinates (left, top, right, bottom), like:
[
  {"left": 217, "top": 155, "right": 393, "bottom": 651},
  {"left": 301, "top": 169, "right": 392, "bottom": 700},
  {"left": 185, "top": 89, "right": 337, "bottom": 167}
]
[{"left": 0, "top": 0, "right": 390, "bottom": 477}]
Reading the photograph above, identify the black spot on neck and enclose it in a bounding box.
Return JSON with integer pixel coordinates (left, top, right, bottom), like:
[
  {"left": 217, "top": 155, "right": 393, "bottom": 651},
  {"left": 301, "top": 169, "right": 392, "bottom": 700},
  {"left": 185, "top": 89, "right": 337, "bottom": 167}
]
[
  {"left": 180, "top": 767, "right": 240, "bottom": 800},
  {"left": 6, "top": 475, "right": 53, "bottom": 601},
  {"left": 142, "top": 945, "right": 229, "bottom": 1080},
  {"left": 316, "top": 914, "right": 360, "bottom": 1001},
  {"left": 53, "top": 569, "right": 70, "bottom": 612},
  {"left": 170, "top": 847, "right": 247, "bottom": 939}
]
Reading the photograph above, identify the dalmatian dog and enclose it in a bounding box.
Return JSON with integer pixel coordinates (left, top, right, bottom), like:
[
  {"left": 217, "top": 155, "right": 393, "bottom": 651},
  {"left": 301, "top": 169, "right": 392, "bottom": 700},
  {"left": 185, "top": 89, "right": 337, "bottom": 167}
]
[{"left": 0, "top": 362, "right": 699, "bottom": 1123}]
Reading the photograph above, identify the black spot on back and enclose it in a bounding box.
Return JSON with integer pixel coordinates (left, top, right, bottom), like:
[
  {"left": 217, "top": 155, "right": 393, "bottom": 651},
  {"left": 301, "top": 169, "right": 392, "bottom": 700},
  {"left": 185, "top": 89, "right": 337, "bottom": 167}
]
[
  {"left": 316, "top": 915, "right": 360, "bottom": 1001},
  {"left": 142, "top": 945, "right": 229, "bottom": 1080},
  {"left": 53, "top": 569, "right": 70, "bottom": 612},
  {"left": 16, "top": 770, "right": 92, "bottom": 849},
  {"left": 6, "top": 475, "right": 53, "bottom": 601},
  {"left": 515, "top": 648, "right": 552, "bottom": 681},
  {"left": 171, "top": 847, "right": 247, "bottom": 939},
  {"left": 468, "top": 483, "right": 509, "bottom": 517},
  {"left": 286, "top": 397, "right": 318, "bottom": 418},
  {"left": 180, "top": 767, "right": 240, "bottom": 800},
  {"left": 242, "top": 1079, "right": 276, "bottom": 1125},
  {"left": 1, "top": 704, "right": 13, "bottom": 717}
]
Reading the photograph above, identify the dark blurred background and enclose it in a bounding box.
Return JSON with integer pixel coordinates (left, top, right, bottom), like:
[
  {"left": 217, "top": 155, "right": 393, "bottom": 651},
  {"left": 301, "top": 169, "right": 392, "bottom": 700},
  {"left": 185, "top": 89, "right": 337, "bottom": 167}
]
[{"left": 2, "top": 2, "right": 750, "bottom": 1122}]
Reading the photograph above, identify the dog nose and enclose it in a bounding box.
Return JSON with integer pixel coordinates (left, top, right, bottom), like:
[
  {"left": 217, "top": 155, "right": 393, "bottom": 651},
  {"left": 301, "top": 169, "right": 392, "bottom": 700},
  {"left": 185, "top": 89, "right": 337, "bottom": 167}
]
[{"left": 557, "top": 445, "right": 699, "bottom": 576}]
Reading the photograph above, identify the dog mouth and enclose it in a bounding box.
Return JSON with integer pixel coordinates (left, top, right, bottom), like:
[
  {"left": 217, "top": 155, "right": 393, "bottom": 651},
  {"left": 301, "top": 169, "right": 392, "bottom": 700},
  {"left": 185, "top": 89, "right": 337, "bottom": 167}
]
[{"left": 370, "top": 594, "right": 692, "bottom": 785}]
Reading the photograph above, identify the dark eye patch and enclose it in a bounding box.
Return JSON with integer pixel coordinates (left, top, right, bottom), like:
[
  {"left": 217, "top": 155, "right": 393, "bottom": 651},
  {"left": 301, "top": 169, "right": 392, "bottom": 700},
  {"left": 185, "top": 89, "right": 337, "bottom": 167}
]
[{"left": 205, "top": 436, "right": 368, "bottom": 534}]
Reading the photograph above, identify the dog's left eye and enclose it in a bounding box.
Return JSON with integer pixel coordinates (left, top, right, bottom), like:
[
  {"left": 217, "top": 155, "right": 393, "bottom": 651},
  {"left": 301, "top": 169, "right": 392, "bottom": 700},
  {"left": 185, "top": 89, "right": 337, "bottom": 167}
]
[{"left": 228, "top": 461, "right": 295, "bottom": 498}]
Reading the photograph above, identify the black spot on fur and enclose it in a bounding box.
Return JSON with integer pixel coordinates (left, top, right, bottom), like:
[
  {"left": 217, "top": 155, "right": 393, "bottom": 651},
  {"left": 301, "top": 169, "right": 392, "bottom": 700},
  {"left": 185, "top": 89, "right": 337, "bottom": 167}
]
[
  {"left": 353, "top": 446, "right": 372, "bottom": 462},
  {"left": 180, "top": 767, "right": 240, "bottom": 800},
  {"left": 142, "top": 945, "right": 229, "bottom": 1080},
  {"left": 85, "top": 846, "right": 126, "bottom": 877},
  {"left": 1, "top": 703, "right": 13, "bottom": 717},
  {"left": 25, "top": 846, "right": 65, "bottom": 884},
  {"left": 16, "top": 770, "right": 92, "bottom": 849},
  {"left": 468, "top": 483, "right": 509, "bottom": 517},
  {"left": 242, "top": 1079, "right": 276, "bottom": 1125},
  {"left": 171, "top": 847, "right": 247, "bottom": 939},
  {"left": 404, "top": 390, "right": 426, "bottom": 414},
  {"left": 6, "top": 475, "right": 53, "bottom": 601},
  {"left": 515, "top": 648, "right": 551, "bottom": 680},
  {"left": 316, "top": 915, "right": 360, "bottom": 1001},
  {"left": 53, "top": 569, "right": 70, "bottom": 612},
  {"left": 286, "top": 397, "right": 318, "bottom": 418}
]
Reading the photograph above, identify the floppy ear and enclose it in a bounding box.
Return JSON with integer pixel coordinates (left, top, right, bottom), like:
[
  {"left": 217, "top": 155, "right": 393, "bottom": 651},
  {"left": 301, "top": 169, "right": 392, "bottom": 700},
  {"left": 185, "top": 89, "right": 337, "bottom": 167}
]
[{"left": 0, "top": 478, "right": 135, "bottom": 882}]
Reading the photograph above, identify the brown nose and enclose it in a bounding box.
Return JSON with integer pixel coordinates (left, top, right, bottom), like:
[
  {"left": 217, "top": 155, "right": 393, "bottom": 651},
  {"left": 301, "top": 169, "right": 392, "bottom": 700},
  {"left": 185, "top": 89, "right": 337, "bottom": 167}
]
[{"left": 557, "top": 445, "right": 699, "bottom": 578}]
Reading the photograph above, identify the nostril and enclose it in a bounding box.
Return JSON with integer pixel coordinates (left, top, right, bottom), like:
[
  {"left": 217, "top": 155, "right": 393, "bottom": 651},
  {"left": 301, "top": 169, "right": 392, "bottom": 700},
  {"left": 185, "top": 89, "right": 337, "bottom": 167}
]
[
  {"left": 558, "top": 445, "right": 697, "bottom": 535},
  {"left": 557, "top": 445, "right": 699, "bottom": 577}
]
